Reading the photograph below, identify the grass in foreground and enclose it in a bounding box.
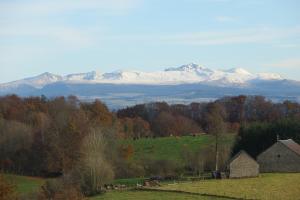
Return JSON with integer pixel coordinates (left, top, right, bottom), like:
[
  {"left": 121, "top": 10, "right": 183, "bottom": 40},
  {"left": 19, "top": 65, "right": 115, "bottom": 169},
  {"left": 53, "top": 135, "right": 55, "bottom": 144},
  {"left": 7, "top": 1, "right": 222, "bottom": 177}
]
[
  {"left": 90, "top": 190, "right": 231, "bottom": 200},
  {"left": 3, "top": 174, "right": 45, "bottom": 194},
  {"left": 157, "top": 173, "right": 300, "bottom": 200}
]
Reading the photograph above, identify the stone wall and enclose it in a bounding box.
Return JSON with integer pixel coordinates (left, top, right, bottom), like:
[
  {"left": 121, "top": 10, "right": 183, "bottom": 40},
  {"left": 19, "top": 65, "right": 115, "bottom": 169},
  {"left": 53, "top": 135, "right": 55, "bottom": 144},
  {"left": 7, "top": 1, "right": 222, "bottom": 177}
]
[
  {"left": 229, "top": 152, "right": 259, "bottom": 178},
  {"left": 257, "top": 142, "right": 300, "bottom": 172}
]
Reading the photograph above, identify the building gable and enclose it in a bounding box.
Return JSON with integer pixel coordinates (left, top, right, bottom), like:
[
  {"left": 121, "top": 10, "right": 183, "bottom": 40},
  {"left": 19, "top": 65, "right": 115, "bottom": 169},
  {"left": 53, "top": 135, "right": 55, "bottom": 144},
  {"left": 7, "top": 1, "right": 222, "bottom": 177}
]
[
  {"left": 228, "top": 150, "right": 259, "bottom": 178},
  {"left": 229, "top": 151, "right": 258, "bottom": 167},
  {"left": 258, "top": 139, "right": 300, "bottom": 161},
  {"left": 257, "top": 139, "right": 300, "bottom": 172}
]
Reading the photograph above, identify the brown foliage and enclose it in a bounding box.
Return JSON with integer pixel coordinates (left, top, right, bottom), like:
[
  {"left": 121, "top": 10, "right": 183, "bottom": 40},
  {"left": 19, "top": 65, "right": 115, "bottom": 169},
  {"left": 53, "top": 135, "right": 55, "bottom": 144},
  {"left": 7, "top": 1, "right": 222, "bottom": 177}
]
[
  {"left": 152, "top": 111, "right": 201, "bottom": 137},
  {"left": 0, "top": 175, "right": 18, "bottom": 200},
  {"left": 121, "top": 145, "right": 134, "bottom": 160},
  {"left": 38, "top": 179, "right": 85, "bottom": 200},
  {"left": 120, "top": 117, "right": 151, "bottom": 138},
  {"left": 80, "top": 100, "right": 113, "bottom": 127}
]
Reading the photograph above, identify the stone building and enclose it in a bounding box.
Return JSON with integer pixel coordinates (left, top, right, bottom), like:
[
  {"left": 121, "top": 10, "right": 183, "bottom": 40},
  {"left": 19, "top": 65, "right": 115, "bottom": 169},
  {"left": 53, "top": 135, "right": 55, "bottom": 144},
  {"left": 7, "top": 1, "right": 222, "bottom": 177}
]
[
  {"left": 227, "top": 150, "right": 259, "bottom": 178},
  {"left": 257, "top": 139, "right": 300, "bottom": 172}
]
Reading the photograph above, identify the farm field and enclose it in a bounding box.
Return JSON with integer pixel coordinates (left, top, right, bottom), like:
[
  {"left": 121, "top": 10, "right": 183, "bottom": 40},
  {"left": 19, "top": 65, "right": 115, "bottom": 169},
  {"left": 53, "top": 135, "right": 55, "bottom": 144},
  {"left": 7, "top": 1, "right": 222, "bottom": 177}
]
[
  {"left": 120, "top": 134, "right": 235, "bottom": 162},
  {"left": 155, "top": 173, "right": 300, "bottom": 200},
  {"left": 3, "top": 174, "right": 231, "bottom": 200},
  {"left": 4, "top": 173, "right": 300, "bottom": 200},
  {"left": 90, "top": 190, "right": 231, "bottom": 200}
]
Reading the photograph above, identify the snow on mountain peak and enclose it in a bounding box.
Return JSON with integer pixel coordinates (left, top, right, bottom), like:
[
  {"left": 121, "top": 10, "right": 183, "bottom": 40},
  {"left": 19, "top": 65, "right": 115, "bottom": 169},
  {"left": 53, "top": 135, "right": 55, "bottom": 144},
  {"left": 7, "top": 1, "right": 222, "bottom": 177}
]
[
  {"left": 34, "top": 72, "right": 61, "bottom": 80},
  {"left": 0, "top": 72, "right": 63, "bottom": 89},
  {"left": 25, "top": 72, "right": 63, "bottom": 87},
  {"left": 165, "top": 63, "right": 206, "bottom": 72},
  {"left": 101, "top": 70, "right": 140, "bottom": 81},
  {"left": 257, "top": 73, "right": 283, "bottom": 80},
  {"left": 0, "top": 63, "right": 285, "bottom": 89},
  {"left": 83, "top": 70, "right": 102, "bottom": 80},
  {"left": 102, "top": 71, "right": 123, "bottom": 80},
  {"left": 225, "top": 68, "right": 251, "bottom": 75}
]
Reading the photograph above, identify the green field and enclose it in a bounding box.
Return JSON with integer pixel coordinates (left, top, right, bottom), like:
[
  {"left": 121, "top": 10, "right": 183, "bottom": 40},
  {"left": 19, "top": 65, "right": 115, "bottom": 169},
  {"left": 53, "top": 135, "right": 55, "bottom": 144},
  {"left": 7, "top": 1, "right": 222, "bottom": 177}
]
[
  {"left": 2, "top": 134, "right": 237, "bottom": 199},
  {"left": 121, "top": 134, "right": 235, "bottom": 162},
  {"left": 3, "top": 174, "right": 45, "bottom": 194},
  {"left": 90, "top": 190, "right": 230, "bottom": 200},
  {"left": 4, "top": 173, "right": 300, "bottom": 200},
  {"left": 156, "top": 173, "right": 300, "bottom": 200}
]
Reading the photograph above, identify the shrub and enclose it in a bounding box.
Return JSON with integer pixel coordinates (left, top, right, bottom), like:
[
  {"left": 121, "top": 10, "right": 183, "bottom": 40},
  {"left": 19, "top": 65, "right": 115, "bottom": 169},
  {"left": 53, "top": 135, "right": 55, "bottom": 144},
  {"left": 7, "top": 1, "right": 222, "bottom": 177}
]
[
  {"left": 144, "top": 159, "right": 180, "bottom": 177},
  {"left": 114, "top": 160, "right": 145, "bottom": 178},
  {"left": 0, "top": 174, "right": 18, "bottom": 200},
  {"left": 38, "top": 178, "right": 85, "bottom": 200}
]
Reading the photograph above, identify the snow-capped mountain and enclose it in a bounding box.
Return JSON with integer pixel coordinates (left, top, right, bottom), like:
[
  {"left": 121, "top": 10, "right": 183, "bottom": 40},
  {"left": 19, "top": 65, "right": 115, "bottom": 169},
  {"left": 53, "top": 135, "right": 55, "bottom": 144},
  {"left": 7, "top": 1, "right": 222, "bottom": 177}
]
[
  {"left": 0, "top": 72, "right": 63, "bottom": 90},
  {"left": 0, "top": 63, "right": 284, "bottom": 89},
  {"left": 1, "top": 63, "right": 298, "bottom": 109}
]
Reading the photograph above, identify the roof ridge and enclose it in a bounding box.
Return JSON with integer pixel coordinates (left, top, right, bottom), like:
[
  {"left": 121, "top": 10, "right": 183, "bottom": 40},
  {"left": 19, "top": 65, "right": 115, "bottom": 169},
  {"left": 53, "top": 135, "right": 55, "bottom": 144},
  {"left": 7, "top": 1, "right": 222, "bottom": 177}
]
[
  {"left": 279, "top": 139, "right": 300, "bottom": 156},
  {"left": 228, "top": 150, "right": 257, "bottom": 165}
]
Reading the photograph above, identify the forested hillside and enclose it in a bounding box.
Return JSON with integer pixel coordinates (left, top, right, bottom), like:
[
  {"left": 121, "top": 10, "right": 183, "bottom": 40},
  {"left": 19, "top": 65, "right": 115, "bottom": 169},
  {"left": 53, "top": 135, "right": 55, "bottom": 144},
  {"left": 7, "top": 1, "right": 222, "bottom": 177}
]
[{"left": 1, "top": 94, "right": 300, "bottom": 198}]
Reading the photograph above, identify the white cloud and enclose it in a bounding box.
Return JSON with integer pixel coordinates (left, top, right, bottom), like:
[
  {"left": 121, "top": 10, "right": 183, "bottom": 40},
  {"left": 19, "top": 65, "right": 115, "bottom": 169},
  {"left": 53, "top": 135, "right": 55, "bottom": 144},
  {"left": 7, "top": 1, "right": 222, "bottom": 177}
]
[{"left": 264, "top": 58, "right": 300, "bottom": 69}]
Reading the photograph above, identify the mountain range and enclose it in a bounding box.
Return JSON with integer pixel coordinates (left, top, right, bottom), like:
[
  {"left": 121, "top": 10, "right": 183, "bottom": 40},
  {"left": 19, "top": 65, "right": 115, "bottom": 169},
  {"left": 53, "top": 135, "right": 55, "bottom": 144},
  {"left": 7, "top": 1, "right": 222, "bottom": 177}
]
[{"left": 1, "top": 63, "right": 299, "bottom": 108}]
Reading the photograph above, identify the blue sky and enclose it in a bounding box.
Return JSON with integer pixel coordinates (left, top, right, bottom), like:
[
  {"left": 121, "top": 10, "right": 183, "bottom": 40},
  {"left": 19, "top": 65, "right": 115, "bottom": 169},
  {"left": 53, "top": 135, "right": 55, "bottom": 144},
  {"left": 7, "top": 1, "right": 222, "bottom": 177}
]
[{"left": 0, "top": 0, "right": 300, "bottom": 83}]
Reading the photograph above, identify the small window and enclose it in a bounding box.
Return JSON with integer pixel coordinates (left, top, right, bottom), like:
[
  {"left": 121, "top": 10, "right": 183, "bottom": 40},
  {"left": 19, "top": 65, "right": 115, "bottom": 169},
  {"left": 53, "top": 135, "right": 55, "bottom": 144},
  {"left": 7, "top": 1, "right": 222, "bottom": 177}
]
[{"left": 277, "top": 154, "right": 281, "bottom": 158}]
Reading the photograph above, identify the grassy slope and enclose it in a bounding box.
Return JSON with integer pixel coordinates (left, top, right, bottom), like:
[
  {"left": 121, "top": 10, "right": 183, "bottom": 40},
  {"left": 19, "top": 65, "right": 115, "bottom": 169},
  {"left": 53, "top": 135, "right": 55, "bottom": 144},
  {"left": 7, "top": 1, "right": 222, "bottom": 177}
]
[
  {"left": 4, "top": 174, "right": 230, "bottom": 200},
  {"left": 90, "top": 190, "right": 230, "bottom": 200},
  {"left": 3, "top": 174, "right": 45, "bottom": 194},
  {"left": 5, "top": 172, "right": 300, "bottom": 200},
  {"left": 2, "top": 134, "right": 236, "bottom": 199},
  {"left": 157, "top": 173, "right": 300, "bottom": 200},
  {"left": 121, "top": 134, "right": 235, "bottom": 162}
]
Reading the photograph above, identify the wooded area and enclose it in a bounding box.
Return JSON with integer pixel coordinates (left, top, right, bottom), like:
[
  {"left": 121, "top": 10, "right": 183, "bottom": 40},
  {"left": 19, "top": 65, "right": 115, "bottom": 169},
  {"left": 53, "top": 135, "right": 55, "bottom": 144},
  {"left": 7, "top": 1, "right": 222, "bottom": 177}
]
[{"left": 1, "top": 94, "right": 300, "bottom": 198}]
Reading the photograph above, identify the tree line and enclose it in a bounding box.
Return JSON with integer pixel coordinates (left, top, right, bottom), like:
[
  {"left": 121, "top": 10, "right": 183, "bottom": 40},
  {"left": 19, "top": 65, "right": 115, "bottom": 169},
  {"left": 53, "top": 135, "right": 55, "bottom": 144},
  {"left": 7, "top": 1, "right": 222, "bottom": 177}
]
[
  {"left": 1, "top": 94, "right": 300, "bottom": 199},
  {"left": 118, "top": 95, "right": 300, "bottom": 135}
]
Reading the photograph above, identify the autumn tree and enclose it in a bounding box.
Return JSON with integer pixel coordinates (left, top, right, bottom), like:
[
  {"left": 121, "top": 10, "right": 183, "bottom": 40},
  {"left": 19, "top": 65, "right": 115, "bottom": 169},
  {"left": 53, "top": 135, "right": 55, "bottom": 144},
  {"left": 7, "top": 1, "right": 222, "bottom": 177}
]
[
  {"left": 120, "top": 117, "right": 134, "bottom": 138},
  {"left": 78, "top": 127, "right": 114, "bottom": 195},
  {"left": 0, "top": 119, "right": 33, "bottom": 173},
  {"left": 152, "top": 112, "right": 177, "bottom": 137},
  {"left": 43, "top": 97, "right": 88, "bottom": 175},
  {"left": 81, "top": 100, "right": 113, "bottom": 127},
  {"left": 174, "top": 114, "right": 202, "bottom": 135},
  {"left": 60, "top": 110, "right": 89, "bottom": 173},
  {"left": 204, "top": 102, "right": 227, "bottom": 172},
  {"left": 132, "top": 117, "right": 151, "bottom": 138},
  {"left": 0, "top": 174, "right": 18, "bottom": 200}
]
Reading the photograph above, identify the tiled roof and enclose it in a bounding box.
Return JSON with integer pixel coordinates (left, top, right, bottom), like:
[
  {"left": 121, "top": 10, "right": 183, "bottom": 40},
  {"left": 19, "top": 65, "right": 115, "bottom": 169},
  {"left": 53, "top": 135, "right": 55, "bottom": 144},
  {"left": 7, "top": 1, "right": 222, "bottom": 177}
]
[{"left": 279, "top": 139, "right": 300, "bottom": 156}]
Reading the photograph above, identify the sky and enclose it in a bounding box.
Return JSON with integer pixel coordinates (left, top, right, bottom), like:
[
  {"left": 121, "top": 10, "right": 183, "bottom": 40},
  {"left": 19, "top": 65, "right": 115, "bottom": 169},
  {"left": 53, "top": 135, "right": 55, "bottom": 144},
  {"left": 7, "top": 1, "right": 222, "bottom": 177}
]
[{"left": 0, "top": 0, "right": 300, "bottom": 83}]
